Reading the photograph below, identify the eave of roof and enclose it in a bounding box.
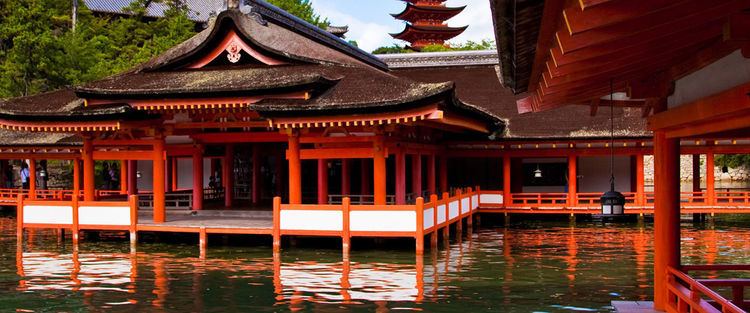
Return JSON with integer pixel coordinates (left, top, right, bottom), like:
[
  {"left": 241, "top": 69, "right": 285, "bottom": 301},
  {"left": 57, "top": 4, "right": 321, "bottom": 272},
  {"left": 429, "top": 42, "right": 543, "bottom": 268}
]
[
  {"left": 377, "top": 50, "right": 500, "bottom": 69},
  {"left": 391, "top": 3, "right": 465, "bottom": 20},
  {"left": 391, "top": 24, "right": 468, "bottom": 39}
]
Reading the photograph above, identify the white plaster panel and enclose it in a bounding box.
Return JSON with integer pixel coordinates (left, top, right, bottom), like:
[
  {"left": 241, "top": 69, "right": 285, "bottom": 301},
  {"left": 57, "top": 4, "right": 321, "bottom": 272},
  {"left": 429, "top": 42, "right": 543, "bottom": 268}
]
[
  {"left": 436, "top": 204, "right": 446, "bottom": 223},
  {"left": 280, "top": 210, "right": 342, "bottom": 231},
  {"left": 177, "top": 158, "right": 193, "bottom": 190},
  {"left": 449, "top": 201, "right": 459, "bottom": 219},
  {"left": 350, "top": 211, "right": 416, "bottom": 232},
  {"left": 472, "top": 195, "right": 479, "bottom": 210},
  {"left": 423, "top": 208, "right": 434, "bottom": 229},
  {"left": 78, "top": 206, "right": 131, "bottom": 226},
  {"left": 480, "top": 194, "right": 503, "bottom": 204},
  {"left": 461, "top": 198, "right": 470, "bottom": 214},
  {"left": 23, "top": 205, "right": 72, "bottom": 225},
  {"left": 579, "top": 156, "right": 632, "bottom": 192}
]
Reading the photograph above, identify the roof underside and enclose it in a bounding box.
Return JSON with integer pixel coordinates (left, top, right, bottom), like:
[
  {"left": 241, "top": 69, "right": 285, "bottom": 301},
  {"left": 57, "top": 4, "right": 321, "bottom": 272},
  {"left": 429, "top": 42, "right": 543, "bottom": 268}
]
[
  {"left": 392, "top": 3, "right": 465, "bottom": 21},
  {"left": 492, "top": 0, "right": 750, "bottom": 114},
  {"left": 391, "top": 24, "right": 468, "bottom": 41}
]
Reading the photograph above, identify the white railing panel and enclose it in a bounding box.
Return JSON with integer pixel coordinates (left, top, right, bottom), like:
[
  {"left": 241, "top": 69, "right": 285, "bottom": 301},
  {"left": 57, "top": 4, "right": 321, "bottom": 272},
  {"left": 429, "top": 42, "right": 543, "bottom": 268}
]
[
  {"left": 472, "top": 195, "right": 479, "bottom": 210},
  {"left": 280, "top": 210, "right": 342, "bottom": 231},
  {"left": 437, "top": 204, "right": 446, "bottom": 224},
  {"left": 423, "top": 208, "right": 434, "bottom": 229},
  {"left": 23, "top": 205, "right": 73, "bottom": 225},
  {"left": 78, "top": 206, "right": 131, "bottom": 226},
  {"left": 449, "top": 201, "right": 459, "bottom": 219},
  {"left": 461, "top": 198, "right": 470, "bottom": 214},
  {"left": 480, "top": 194, "right": 503, "bottom": 205},
  {"left": 350, "top": 211, "right": 416, "bottom": 232}
]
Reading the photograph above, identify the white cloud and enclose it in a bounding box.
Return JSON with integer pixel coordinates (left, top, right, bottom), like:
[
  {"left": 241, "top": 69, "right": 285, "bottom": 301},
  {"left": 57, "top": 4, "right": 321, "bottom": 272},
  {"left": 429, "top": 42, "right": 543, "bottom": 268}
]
[
  {"left": 445, "top": 0, "right": 496, "bottom": 44},
  {"left": 312, "top": 2, "right": 396, "bottom": 52}
]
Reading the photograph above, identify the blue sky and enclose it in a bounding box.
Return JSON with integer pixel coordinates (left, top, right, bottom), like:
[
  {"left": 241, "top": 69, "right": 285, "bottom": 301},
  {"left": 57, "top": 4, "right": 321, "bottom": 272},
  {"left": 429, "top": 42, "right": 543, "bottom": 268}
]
[{"left": 309, "top": 0, "right": 495, "bottom": 52}]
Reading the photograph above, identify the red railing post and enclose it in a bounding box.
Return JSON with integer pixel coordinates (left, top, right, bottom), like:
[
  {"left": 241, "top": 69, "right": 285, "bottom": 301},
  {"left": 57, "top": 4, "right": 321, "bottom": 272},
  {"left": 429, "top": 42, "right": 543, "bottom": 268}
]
[
  {"left": 16, "top": 194, "right": 24, "bottom": 243},
  {"left": 415, "top": 197, "right": 424, "bottom": 255},
  {"left": 129, "top": 195, "right": 138, "bottom": 246},
  {"left": 273, "top": 196, "right": 281, "bottom": 252},
  {"left": 456, "top": 189, "right": 463, "bottom": 234},
  {"left": 342, "top": 197, "right": 351, "bottom": 254}
]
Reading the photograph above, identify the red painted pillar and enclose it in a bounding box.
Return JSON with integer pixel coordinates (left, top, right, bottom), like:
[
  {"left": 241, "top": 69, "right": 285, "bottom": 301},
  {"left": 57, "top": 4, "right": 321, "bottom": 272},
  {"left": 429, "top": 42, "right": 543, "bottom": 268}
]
[
  {"left": 223, "top": 145, "right": 234, "bottom": 208},
  {"left": 317, "top": 159, "right": 328, "bottom": 204},
  {"left": 439, "top": 156, "right": 448, "bottom": 194},
  {"left": 636, "top": 154, "right": 645, "bottom": 206},
  {"left": 427, "top": 154, "right": 436, "bottom": 196},
  {"left": 192, "top": 146, "right": 204, "bottom": 211},
  {"left": 706, "top": 152, "right": 715, "bottom": 205},
  {"left": 73, "top": 159, "right": 80, "bottom": 199},
  {"left": 120, "top": 160, "right": 128, "bottom": 195},
  {"left": 252, "top": 145, "right": 261, "bottom": 205},
  {"left": 28, "top": 159, "right": 36, "bottom": 200},
  {"left": 165, "top": 156, "right": 172, "bottom": 192},
  {"left": 503, "top": 157, "right": 511, "bottom": 207},
  {"left": 412, "top": 154, "right": 422, "bottom": 199},
  {"left": 373, "top": 137, "right": 387, "bottom": 205},
  {"left": 153, "top": 137, "right": 166, "bottom": 223},
  {"left": 288, "top": 134, "right": 301, "bottom": 204},
  {"left": 567, "top": 155, "right": 577, "bottom": 206},
  {"left": 170, "top": 157, "right": 178, "bottom": 192},
  {"left": 341, "top": 159, "right": 351, "bottom": 196},
  {"left": 83, "top": 138, "right": 95, "bottom": 201},
  {"left": 127, "top": 160, "right": 138, "bottom": 196},
  {"left": 395, "top": 151, "right": 406, "bottom": 204},
  {"left": 653, "top": 131, "right": 680, "bottom": 311}
]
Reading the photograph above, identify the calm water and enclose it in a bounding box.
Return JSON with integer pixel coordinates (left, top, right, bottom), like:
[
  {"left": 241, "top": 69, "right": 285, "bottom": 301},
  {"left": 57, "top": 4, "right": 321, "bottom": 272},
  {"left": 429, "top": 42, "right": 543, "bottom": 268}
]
[{"left": 2, "top": 216, "right": 750, "bottom": 312}]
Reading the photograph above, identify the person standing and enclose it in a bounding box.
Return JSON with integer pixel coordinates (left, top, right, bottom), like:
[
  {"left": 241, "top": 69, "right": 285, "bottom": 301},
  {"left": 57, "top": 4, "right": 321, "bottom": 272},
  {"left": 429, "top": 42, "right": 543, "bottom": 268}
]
[{"left": 20, "top": 162, "right": 30, "bottom": 189}]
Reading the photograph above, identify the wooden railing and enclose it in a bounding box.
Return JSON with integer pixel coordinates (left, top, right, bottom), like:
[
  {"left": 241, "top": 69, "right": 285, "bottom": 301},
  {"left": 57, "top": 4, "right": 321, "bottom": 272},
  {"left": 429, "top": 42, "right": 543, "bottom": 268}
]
[
  {"left": 510, "top": 193, "right": 568, "bottom": 206},
  {"left": 138, "top": 192, "right": 193, "bottom": 210},
  {"left": 715, "top": 191, "right": 750, "bottom": 205},
  {"left": 667, "top": 265, "right": 750, "bottom": 313},
  {"left": 327, "top": 194, "right": 397, "bottom": 205}
]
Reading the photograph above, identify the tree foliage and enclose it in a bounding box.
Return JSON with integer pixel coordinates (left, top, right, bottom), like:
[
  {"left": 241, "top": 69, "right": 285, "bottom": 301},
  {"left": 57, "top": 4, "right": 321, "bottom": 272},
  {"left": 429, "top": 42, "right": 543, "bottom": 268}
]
[
  {"left": 0, "top": 0, "right": 330, "bottom": 98},
  {"left": 716, "top": 155, "right": 750, "bottom": 169},
  {"left": 372, "top": 39, "right": 496, "bottom": 54},
  {"left": 267, "top": 0, "right": 328, "bottom": 28}
]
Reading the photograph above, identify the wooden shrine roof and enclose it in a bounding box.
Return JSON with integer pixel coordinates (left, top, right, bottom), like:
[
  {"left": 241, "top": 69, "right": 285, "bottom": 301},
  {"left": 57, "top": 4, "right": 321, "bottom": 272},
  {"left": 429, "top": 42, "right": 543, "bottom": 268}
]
[{"left": 0, "top": 4, "right": 504, "bottom": 135}]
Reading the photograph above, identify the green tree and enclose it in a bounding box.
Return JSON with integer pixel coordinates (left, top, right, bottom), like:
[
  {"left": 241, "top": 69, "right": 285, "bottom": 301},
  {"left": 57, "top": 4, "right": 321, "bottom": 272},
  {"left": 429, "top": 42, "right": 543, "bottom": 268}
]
[
  {"left": 716, "top": 155, "right": 750, "bottom": 169},
  {"left": 373, "top": 39, "right": 496, "bottom": 54},
  {"left": 372, "top": 44, "right": 410, "bottom": 54},
  {"left": 267, "top": 0, "right": 329, "bottom": 28}
]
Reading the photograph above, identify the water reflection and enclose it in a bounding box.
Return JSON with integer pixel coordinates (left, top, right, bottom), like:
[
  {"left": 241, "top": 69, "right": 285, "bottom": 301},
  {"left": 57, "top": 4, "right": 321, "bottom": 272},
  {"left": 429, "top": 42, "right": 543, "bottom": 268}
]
[{"left": 5, "top": 217, "right": 750, "bottom": 312}]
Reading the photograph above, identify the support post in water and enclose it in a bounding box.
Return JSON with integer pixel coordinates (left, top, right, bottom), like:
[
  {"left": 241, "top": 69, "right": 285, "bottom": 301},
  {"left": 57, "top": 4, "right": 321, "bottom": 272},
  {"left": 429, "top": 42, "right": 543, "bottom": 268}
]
[
  {"left": 272, "top": 196, "right": 281, "bottom": 252},
  {"left": 199, "top": 227, "right": 207, "bottom": 259},
  {"left": 456, "top": 189, "right": 463, "bottom": 235},
  {"left": 415, "top": 196, "right": 424, "bottom": 254},
  {"left": 342, "top": 197, "right": 351, "bottom": 254},
  {"left": 129, "top": 195, "right": 139, "bottom": 247},
  {"left": 16, "top": 194, "right": 23, "bottom": 244},
  {"left": 442, "top": 192, "right": 450, "bottom": 247}
]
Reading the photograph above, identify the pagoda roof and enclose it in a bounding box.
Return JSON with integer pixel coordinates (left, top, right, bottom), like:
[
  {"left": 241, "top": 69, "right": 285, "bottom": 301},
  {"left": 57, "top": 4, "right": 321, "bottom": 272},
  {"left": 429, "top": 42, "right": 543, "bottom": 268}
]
[
  {"left": 391, "top": 24, "right": 468, "bottom": 41},
  {"left": 392, "top": 3, "right": 465, "bottom": 21},
  {"left": 0, "top": 3, "right": 503, "bottom": 134}
]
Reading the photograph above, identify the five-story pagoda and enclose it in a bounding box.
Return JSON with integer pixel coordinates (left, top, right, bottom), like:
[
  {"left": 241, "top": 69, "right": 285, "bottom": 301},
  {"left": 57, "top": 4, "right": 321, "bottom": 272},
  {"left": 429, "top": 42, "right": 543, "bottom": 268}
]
[{"left": 391, "top": 0, "right": 467, "bottom": 50}]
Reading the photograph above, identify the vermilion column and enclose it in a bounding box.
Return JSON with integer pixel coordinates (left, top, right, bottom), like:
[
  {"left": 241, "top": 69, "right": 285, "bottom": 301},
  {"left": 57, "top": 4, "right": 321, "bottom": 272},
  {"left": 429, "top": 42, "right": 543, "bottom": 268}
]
[
  {"left": 192, "top": 146, "right": 203, "bottom": 211},
  {"left": 127, "top": 160, "right": 137, "bottom": 196},
  {"left": 170, "top": 157, "right": 178, "bottom": 192},
  {"left": 317, "top": 159, "right": 328, "bottom": 204},
  {"left": 427, "top": 154, "right": 436, "bottom": 196},
  {"left": 653, "top": 131, "right": 680, "bottom": 310},
  {"left": 73, "top": 159, "right": 80, "bottom": 199},
  {"left": 252, "top": 145, "right": 261, "bottom": 205},
  {"left": 636, "top": 154, "right": 645, "bottom": 205},
  {"left": 288, "top": 134, "right": 301, "bottom": 204},
  {"left": 223, "top": 145, "right": 234, "bottom": 208},
  {"left": 120, "top": 160, "right": 128, "bottom": 195},
  {"left": 28, "top": 159, "right": 36, "bottom": 200},
  {"left": 439, "top": 156, "right": 448, "bottom": 194},
  {"left": 412, "top": 154, "right": 422, "bottom": 199},
  {"left": 153, "top": 137, "right": 166, "bottom": 223},
  {"left": 567, "top": 155, "right": 577, "bottom": 206},
  {"left": 503, "top": 157, "right": 511, "bottom": 207},
  {"left": 165, "top": 156, "right": 172, "bottom": 192},
  {"left": 83, "top": 138, "right": 95, "bottom": 201},
  {"left": 373, "top": 137, "right": 387, "bottom": 205},
  {"left": 395, "top": 151, "right": 406, "bottom": 204},
  {"left": 706, "top": 152, "right": 715, "bottom": 205},
  {"left": 341, "top": 159, "right": 351, "bottom": 196}
]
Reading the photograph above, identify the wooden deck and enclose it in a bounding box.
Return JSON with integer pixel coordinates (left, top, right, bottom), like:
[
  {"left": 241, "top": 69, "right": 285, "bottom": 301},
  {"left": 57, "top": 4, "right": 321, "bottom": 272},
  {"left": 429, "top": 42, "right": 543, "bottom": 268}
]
[{"left": 137, "top": 210, "right": 273, "bottom": 235}]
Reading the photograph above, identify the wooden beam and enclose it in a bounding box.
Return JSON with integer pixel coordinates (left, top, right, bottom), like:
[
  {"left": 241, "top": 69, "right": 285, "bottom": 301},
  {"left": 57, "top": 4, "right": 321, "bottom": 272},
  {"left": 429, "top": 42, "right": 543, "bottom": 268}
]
[
  {"left": 172, "top": 121, "right": 270, "bottom": 129},
  {"left": 526, "top": 0, "right": 566, "bottom": 93},
  {"left": 298, "top": 148, "right": 375, "bottom": 160},
  {"left": 563, "top": 0, "right": 681, "bottom": 35},
  {"left": 93, "top": 150, "right": 154, "bottom": 161},
  {"left": 191, "top": 132, "right": 287, "bottom": 143}
]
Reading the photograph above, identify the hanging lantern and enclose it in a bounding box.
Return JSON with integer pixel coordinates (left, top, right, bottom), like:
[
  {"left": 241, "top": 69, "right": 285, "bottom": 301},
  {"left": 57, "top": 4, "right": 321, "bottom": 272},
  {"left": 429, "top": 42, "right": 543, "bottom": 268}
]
[
  {"left": 136, "top": 171, "right": 142, "bottom": 179},
  {"left": 39, "top": 169, "right": 47, "bottom": 178},
  {"left": 534, "top": 164, "right": 542, "bottom": 178},
  {"left": 601, "top": 79, "right": 626, "bottom": 216}
]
